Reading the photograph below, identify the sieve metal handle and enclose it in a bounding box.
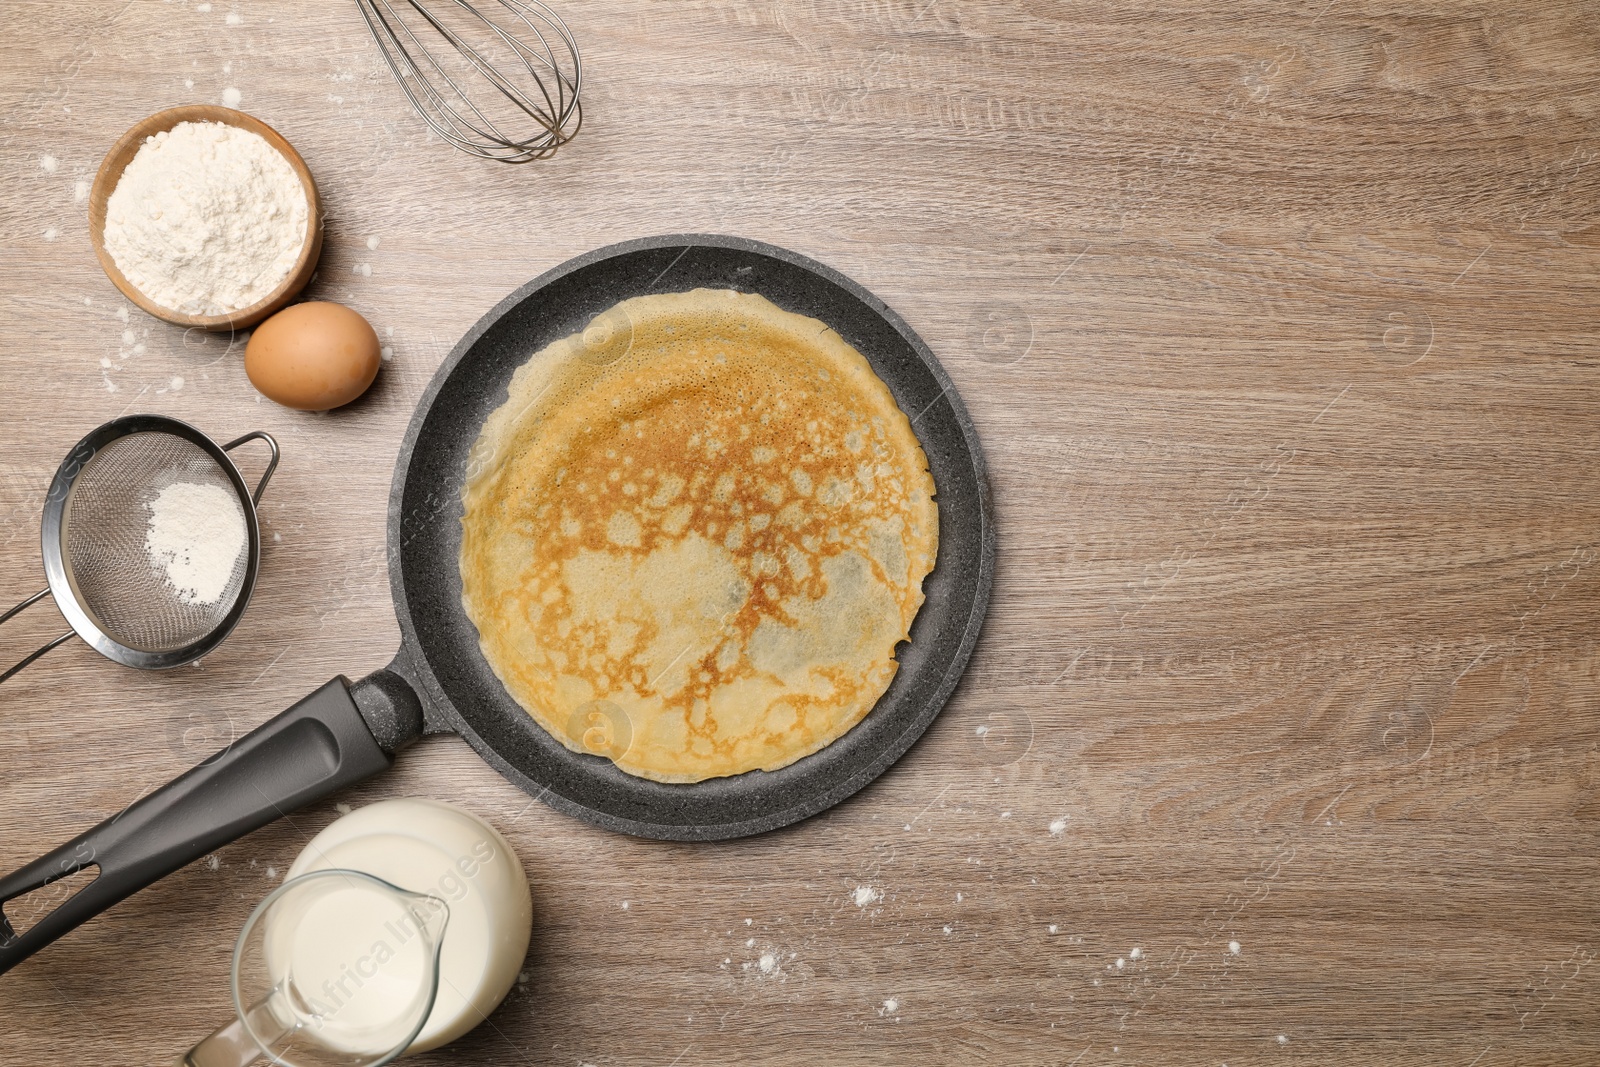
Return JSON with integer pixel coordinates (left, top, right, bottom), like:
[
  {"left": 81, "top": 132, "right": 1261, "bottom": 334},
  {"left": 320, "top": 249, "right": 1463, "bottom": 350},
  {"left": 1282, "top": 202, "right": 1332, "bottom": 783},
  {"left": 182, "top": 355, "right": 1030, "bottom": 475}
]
[
  {"left": 221, "top": 431, "right": 280, "bottom": 506},
  {"left": 0, "top": 589, "right": 75, "bottom": 686},
  {"left": 0, "top": 588, "right": 49, "bottom": 628},
  {"left": 0, "top": 676, "right": 395, "bottom": 975}
]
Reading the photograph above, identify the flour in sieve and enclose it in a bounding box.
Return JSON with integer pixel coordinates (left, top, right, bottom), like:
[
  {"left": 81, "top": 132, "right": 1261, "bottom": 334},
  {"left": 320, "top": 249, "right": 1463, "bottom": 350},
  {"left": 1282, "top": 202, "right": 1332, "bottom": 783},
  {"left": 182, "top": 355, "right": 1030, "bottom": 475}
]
[{"left": 145, "top": 481, "right": 247, "bottom": 606}]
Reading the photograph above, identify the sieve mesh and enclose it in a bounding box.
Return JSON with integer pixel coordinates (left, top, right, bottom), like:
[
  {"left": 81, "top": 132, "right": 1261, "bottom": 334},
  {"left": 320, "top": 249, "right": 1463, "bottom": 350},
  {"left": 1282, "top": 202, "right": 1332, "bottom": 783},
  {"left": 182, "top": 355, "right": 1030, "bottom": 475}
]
[{"left": 61, "top": 432, "right": 250, "bottom": 654}]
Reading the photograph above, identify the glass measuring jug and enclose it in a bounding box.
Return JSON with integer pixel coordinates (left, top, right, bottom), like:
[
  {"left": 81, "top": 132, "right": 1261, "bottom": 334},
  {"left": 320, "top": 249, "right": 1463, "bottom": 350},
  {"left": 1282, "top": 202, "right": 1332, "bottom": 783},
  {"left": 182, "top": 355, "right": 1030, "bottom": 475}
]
[{"left": 180, "top": 869, "right": 449, "bottom": 1067}]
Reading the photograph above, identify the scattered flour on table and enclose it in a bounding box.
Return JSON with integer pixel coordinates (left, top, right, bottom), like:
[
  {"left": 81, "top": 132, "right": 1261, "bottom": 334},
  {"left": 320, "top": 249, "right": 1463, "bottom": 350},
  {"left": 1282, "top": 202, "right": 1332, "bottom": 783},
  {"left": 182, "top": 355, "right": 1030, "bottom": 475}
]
[
  {"left": 103, "top": 120, "right": 305, "bottom": 315},
  {"left": 39, "top": 154, "right": 58, "bottom": 173},
  {"left": 852, "top": 886, "right": 880, "bottom": 907},
  {"left": 145, "top": 480, "right": 247, "bottom": 605},
  {"left": 1229, "top": 940, "right": 1242, "bottom": 955},
  {"left": 222, "top": 87, "right": 242, "bottom": 107},
  {"left": 1049, "top": 817, "right": 1068, "bottom": 835}
]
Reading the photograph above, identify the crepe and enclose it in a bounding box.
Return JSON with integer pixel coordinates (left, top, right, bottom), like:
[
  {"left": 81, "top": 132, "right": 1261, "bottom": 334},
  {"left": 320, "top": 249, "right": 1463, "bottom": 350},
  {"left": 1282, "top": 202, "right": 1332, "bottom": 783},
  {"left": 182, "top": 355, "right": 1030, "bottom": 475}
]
[{"left": 459, "top": 288, "right": 937, "bottom": 783}]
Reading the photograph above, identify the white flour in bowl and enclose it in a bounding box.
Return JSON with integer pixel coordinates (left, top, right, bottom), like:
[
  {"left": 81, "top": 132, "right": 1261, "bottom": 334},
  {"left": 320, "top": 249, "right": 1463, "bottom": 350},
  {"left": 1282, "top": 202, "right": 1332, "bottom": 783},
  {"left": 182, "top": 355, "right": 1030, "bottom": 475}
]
[
  {"left": 103, "top": 120, "right": 308, "bottom": 316},
  {"left": 145, "top": 481, "right": 247, "bottom": 606}
]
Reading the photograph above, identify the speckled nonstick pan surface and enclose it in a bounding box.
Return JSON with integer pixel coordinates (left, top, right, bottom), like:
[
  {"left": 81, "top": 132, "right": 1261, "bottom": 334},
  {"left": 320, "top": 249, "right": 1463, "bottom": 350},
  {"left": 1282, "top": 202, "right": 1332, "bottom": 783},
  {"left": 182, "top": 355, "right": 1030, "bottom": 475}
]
[{"left": 386, "top": 233, "right": 995, "bottom": 840}]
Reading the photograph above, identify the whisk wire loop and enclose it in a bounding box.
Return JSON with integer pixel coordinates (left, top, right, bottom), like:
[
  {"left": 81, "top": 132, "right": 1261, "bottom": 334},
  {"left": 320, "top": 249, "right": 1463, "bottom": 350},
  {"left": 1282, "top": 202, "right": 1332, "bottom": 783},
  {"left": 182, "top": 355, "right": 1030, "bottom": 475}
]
[{"left": 357, "top": 0, "right": 582, "bottom": 164}]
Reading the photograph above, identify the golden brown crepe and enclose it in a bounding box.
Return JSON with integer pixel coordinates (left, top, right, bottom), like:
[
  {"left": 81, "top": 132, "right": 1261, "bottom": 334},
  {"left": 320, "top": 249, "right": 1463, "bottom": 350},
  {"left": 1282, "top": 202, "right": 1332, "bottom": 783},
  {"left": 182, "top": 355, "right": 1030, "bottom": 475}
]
[{"left": 458, "top": 289, "right": 937, "bottom": 783}]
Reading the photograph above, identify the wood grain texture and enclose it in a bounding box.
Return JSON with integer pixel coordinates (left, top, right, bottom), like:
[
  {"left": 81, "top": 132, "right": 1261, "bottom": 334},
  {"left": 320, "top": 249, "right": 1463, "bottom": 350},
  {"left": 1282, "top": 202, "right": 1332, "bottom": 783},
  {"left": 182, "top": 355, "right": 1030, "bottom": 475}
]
[{"left": 1, "top": 1, "right": 1598, "bottom": 1064}]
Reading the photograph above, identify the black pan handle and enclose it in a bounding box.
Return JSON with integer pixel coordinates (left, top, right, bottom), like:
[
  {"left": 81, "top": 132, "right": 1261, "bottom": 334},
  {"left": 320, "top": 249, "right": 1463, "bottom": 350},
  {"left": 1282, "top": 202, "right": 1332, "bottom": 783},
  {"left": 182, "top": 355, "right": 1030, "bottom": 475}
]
[{"left": 0, "top": 672, "right": 423, "bottom": 976}]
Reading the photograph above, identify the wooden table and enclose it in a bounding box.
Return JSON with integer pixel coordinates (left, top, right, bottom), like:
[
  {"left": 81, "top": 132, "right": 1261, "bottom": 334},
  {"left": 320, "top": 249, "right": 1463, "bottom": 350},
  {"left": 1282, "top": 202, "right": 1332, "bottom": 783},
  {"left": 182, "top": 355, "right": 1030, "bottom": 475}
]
[{"left": 3, "top": 2, "right": 1598, "bottom": 1063}]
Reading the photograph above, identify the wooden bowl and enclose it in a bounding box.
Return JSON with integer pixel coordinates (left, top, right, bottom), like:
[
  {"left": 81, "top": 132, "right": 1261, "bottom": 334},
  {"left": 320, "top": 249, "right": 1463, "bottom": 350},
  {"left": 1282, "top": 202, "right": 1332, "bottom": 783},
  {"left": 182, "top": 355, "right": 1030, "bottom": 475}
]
[{"left": 88, "top": 105, "right": 323, "bottom": 332}]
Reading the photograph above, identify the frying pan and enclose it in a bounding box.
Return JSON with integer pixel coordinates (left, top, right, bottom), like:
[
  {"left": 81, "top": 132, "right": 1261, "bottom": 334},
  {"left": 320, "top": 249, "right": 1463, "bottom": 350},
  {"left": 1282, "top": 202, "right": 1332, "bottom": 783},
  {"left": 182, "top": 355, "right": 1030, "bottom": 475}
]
[{"left": 0, "top": 234, "right": 994, "bottom": 974}]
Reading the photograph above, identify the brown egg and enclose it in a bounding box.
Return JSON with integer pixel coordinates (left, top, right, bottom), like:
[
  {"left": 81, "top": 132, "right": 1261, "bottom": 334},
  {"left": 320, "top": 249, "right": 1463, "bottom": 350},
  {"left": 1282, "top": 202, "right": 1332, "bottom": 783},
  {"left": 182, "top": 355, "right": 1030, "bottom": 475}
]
[{"left": 245, "top": 301, "right": 381, "bottom": 411}]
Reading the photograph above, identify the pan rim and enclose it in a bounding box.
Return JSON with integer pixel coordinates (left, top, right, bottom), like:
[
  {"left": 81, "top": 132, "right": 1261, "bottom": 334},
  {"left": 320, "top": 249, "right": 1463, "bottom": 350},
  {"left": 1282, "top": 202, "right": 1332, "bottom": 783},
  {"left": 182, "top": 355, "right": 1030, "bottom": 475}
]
[{"left": 386, "top": 233, "right": 995, "bottom": 840}]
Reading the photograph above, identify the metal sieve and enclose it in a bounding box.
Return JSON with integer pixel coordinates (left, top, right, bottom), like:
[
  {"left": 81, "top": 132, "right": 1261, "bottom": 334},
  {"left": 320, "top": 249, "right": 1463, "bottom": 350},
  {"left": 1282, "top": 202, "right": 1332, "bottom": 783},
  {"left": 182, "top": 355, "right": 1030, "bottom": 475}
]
[{"left": 0, "top": 415, "right": 278, "bottom": 682}]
